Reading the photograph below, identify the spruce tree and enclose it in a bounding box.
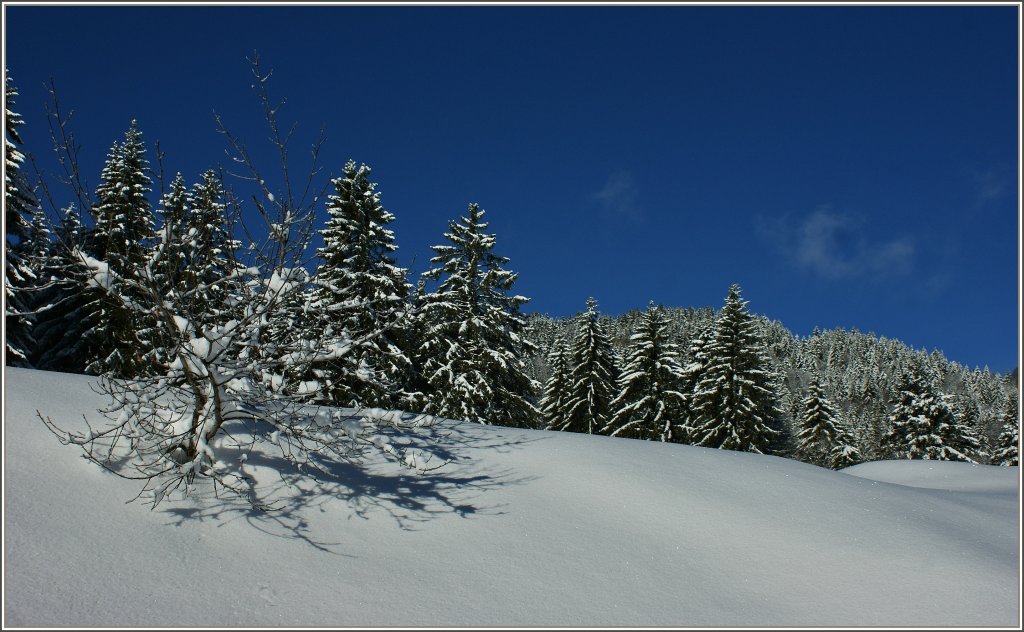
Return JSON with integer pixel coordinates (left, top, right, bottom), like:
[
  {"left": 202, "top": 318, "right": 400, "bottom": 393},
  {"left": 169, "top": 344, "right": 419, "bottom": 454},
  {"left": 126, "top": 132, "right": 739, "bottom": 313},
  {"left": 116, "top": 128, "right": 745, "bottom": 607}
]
[
  {"left": 417, "top": 203, "right": 538, "bottom": 426},
  {"left": 676, "top": 324, "right": 713, "bottom": 444},
  {"left": 550, "top": 297, "right": 619, "bottom": 434},
  {"left": 31, "top": 204, "right": 101, "bottom": 373},
  {"left": 602, "top": 302, "right": 686, "bottom": 441},
  {"left": 313, "top": 161, "right": 413, "bottom": 408},
  {"left": 89, "top": 120, "right": 154, "bottom": 274},
  {"left": 690, "top": 284, "right": 783, "bottom": 454},
  {"left": 828, "top": 425, "right": 863, "bottom": 470},
  {"left": 540, "top": 334, "right": 572, "bottom": 429},
  {"left": 151, "top": 174, "right": 190, "bottom": 300},
  {"left": 795, "top": 378, "right": 861, "bottom": 468},
  {"left": 185, "top": 169, "right": 240, "bottom": 325},
  {"left": 882, "top": 370, "right": 979, "bottom": 462},
  {"left": 5, "top": 73, "right": 41, "bottom": 366},
  {"left": 991, "top": 392, "right": 1019, "bottom": 466},
  {"left": 83, "top": 121, "right": 157, "bottom": 377}
]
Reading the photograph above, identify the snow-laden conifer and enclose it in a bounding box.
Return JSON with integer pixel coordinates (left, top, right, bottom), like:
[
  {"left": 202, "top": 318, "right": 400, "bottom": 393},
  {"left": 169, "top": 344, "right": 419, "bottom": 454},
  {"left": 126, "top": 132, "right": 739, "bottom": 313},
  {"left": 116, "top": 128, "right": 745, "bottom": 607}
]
[
  {"left": 689, "top": 284, "right": 783, "bottom": 454},
  {"left": 540, "top": 334, "right": 572, "bottom": 429},
  {"left": 882, "top": 370, "right": 980, "bottom": 462},
  {"left": 991, "top": 392, "right": 1019, "bottom": 466},
  {"left": 602, "top": 302, "right": 686, "bottom": 441},
  {"left": 31, "top": 205, "right": 99, "bottom": 372},
  {"left": 417, "top": 203, "right": 538, "bottom": 426},
  {"left": 312, "top": 160, "right": 413, "bottom": 408},
  {"left": 83, "top": 121, "right": 157, "bottom": 377},
  {"left": 5, "top": 73, "right": 42, "bottom": 365},
  {"left": 549, "top": 297, "right": 619, "bottom": 434},
  {"left": 795, "top": 378, "right": 861, "bottom": 468},
  {"left": 675, "top": 324, "right": 713, "bottom": 444},
  {"left": 184, "top": 170, "right": 241, "bottom": 323},
  {"left": 151, "top": 174, "right": 190, "bottom": 297}
]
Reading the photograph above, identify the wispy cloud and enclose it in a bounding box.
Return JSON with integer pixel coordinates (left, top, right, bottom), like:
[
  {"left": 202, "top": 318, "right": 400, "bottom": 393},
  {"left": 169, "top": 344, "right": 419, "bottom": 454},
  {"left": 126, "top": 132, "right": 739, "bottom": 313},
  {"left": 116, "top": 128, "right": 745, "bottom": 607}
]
[
  {"left": 760, "top": 207, "right": 915, "bottom": 280},
  {"left": 969, "top": 167, "right": 1010, "bottom": 207},
  {"left": 593, "top": 171, "right": 644, "bottom": 224}
]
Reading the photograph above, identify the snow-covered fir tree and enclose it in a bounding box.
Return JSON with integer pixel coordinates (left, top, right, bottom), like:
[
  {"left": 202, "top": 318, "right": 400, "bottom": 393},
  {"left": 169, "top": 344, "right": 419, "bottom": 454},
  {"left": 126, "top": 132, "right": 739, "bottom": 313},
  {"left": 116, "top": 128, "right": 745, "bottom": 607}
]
[
  {"left": 151, "top": 174, "right": 190, "bottom": 298},
  {"left": 83, "top": 120, "right": 157, "bottom": 377},
  {"left": 881, "top": 370, "right": 980, "bottom": 462},
  {"left": 990, "top": 391, "right": 1019, "bottom": 466},
  {"left": 601, "top": 302, "right": 687, "bottom": 442},
  {"left": 675, "top": 323, "right": 713, "bottom": 444},
  {"left": 5, "top": 73, "right": 41, "bottom": 366},
  {"left": 89, "top": 120, "right": 155, "bottom": 275},
  {"left": 540, "top": 333, "right": 572, "bottom": 429},
  {"left": 30, "top": 204, "right": 100, "bottom": 373},
  {"left": 827, "top": 425, "right": 863, "bottom": 470},
  {"left": 312, "top": 160, "right": 414, "bottom": 409},
  {"left": 183, "top": 169, "right": 240, "bottom": 323},
  {"left": 795, "top": 378, "right": 861, "bottom": 468},
  {"left": 689, "top": 284, "right": 784, "bottom": 454},
  {"left": 549, "top": 297, "right": 619, "bottom": 434},
  {"left": 416, "top": 203, "right": 538, "bottom": 426}
]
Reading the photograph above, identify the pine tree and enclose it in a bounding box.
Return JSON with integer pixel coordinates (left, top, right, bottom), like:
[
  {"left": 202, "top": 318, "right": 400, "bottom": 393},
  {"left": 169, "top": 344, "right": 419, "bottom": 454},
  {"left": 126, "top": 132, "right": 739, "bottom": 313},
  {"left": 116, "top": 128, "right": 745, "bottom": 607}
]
[
  {"left": 5, "top": 72, "right": 41, "bottom": 366},
  {"left": 313, "top": 161, "right": 413, "bottom": 408},
  {"left": 540, "top": 334, "right": 572, "bottom": 429},
  {"left": 690, "top": 284, "right": 783, "bottom": 454},
  {"left": 151, "top": 174, "right": 190, "bottom": 297},
  {"left": 827, "top": 426, "right": 863, "bottom": 470},
  {"left": 550, "top": 297, "right": 619, "bottom": 434},
  {"left": 417, "top": 203, "right": 538, "bottom": 426},
  {"left": 882, "top": 370, "right": 979, "bottom": 462},
  {"left": 991, "top": 392, "right": 1019, "bottom": 466},
  {"left": 89, "top": 120, "right": 154, "bottom": 274},
  {"left": 676, "top": 324, "right": 713, "bottom": 444},
  {"left": 795, "top": 378, "right": 861, "bottom": 468},
  {"left": 184, "top": 169, "right": 240, "bottom": 324},
  {"left": 602, "top": 302, "right": 687, "bottom": 441},
  {"left": 31, "top": 204, "right": 101, "bottom": 373},
  {"left": 83, "top": 121, "right": 157, "bottom": 377}
]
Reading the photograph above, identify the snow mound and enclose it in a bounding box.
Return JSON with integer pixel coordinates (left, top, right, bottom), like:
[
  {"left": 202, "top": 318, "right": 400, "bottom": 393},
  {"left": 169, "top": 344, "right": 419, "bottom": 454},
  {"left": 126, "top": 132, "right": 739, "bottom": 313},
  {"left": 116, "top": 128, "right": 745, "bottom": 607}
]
[
  {"left": 842, "top": 459, "right": 1020, "bottom": 493},
  {"left": 3, "top": 368, "right": 1020, "bottom": 627}
]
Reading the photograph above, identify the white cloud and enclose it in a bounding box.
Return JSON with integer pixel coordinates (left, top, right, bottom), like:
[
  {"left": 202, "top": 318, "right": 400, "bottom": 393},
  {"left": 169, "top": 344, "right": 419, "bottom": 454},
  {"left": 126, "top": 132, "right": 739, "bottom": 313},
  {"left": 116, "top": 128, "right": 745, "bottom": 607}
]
[
  {"left": 763, "top": 207, "right": 915, "bottom": 280},
  {"left": 593, "top": 171, "right": 643, "bottom": 224},
  {"left": 969, "top": 167, "right": 1009, "bottom": 206}
]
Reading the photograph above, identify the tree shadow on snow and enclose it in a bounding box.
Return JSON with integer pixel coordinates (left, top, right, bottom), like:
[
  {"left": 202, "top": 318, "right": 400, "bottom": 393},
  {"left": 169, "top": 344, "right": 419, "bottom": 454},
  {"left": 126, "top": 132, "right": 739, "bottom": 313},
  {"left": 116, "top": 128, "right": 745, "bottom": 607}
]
[{"left": 157, "top": 417, "right": 546, "bottom": 553}]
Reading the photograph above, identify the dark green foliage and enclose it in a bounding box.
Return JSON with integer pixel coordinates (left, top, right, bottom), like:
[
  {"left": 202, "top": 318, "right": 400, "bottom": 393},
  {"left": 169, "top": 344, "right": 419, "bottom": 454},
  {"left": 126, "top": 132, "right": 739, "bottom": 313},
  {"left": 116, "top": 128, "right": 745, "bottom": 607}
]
[
  {"left": 5, "top": 73, "right": 41, "bottom": 365},
  {"left": 602, "top": 303, "right": 686, "bottom": 442},
  {"left": 882, "top": 370, "right": 980, "bottom": 462},
  {"left": 540, "top": 334, "right": 572, "bottom": 429},
  {"left": 82, "top": 121, "right": 157, "bottom": 377},
  {"left": 689, "top": 284, "right": 783, "bottom": 454},
  {"left": 991, "top": 391, "right": 1019, "bottom": 466},
  {"left": 550, "top": 297, "right": 619, "bottom": 434},
  {"left": 417, "top": 203, "right": 538, "bottom": 426},
  {"left": 796, "top": 378, "right": 862, "bottom": 468},
  {"left": 312, "top": 161, "right": 413, "bottom": 408}
]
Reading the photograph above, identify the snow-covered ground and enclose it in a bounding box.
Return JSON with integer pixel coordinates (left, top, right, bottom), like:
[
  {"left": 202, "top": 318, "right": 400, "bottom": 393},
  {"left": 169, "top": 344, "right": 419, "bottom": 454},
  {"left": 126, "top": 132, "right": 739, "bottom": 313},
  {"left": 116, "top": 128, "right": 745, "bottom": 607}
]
[{"left": 4, "top": 367, "right": 1020, "bottom": 627}]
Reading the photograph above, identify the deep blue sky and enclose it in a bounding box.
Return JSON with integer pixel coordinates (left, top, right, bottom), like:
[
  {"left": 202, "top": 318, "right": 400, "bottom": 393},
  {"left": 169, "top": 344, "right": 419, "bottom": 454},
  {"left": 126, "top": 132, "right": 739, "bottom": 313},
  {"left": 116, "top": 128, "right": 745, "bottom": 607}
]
[{"left": 4, "top": 5, "right": 1019, "bottom": 373}]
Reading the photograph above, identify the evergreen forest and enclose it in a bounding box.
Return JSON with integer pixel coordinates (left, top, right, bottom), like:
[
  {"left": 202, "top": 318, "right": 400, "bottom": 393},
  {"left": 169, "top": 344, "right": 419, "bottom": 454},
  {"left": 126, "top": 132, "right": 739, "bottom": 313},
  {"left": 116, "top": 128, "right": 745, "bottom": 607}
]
[{"left": 5, "top": 68, "right": 1019, "bottom": 480}]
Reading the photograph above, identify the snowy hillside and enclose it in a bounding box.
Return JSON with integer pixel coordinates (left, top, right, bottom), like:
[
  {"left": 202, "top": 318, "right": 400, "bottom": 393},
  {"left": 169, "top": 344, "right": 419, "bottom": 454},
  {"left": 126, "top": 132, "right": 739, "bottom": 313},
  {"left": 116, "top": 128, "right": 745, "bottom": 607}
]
[{"left": 4, "top": 367, "right": 1020, "bottom": 627}]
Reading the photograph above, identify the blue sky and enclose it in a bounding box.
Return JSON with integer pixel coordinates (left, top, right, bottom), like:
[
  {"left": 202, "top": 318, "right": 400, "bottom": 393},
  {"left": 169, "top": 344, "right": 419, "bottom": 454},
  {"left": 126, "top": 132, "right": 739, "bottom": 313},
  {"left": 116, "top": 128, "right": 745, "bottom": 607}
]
[{"left": 4, "top": 4, "right": 1019, "bottom": 373}]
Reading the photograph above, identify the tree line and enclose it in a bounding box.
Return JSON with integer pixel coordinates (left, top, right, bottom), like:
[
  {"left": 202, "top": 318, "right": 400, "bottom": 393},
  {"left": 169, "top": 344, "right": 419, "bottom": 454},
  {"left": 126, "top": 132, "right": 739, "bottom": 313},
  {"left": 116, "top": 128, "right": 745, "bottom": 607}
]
[{"left": 524, "top": 294, "right": 1019, "bottom": 467}]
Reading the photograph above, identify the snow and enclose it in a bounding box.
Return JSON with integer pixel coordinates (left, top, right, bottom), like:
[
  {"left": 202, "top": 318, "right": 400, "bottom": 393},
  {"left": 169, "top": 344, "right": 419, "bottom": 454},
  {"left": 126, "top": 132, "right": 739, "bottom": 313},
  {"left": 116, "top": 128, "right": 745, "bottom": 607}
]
[
  {"left": 843, "top": 459, "right": 1019, "bottom": 493},
  {"left": 4, "top": 367, "right": 1020, "bottom": 627}
]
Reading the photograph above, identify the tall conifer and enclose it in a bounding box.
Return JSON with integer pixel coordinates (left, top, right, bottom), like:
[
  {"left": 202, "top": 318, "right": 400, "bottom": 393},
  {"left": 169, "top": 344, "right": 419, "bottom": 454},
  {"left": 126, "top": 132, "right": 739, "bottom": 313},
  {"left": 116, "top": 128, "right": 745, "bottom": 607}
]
[
  {"left": 689, "top": 284, "right": 783, "bottom": 454},
  {"left": 417, "top": 203, "right": 538, "bottom": 426}
]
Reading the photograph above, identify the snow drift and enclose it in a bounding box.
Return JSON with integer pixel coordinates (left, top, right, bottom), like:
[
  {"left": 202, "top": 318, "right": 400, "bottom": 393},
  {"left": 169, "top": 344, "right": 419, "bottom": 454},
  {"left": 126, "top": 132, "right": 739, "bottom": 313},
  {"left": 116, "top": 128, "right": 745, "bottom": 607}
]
[{"left": 4, "top": 367, "right": 1020, "bottom": 627}]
